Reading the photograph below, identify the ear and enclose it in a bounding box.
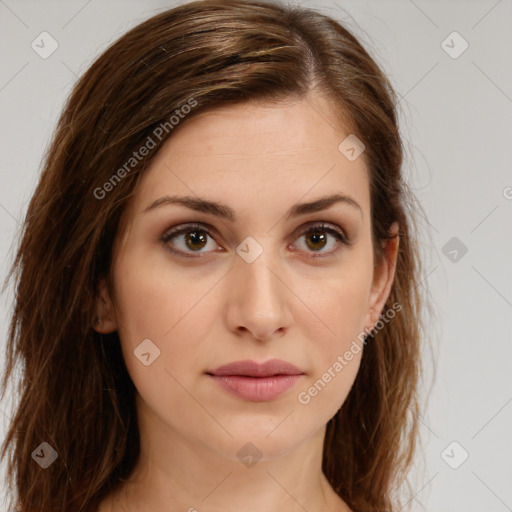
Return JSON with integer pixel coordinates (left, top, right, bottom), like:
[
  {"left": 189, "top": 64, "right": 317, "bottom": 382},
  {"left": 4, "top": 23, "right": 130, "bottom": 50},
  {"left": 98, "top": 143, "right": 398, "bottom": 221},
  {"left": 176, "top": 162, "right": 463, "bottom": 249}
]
[
  {"left": 92, "top": 277, "right": 118, "bottom": 333},
  {"left": 364, "top": 222, "right": 400, "bottom": 331}
]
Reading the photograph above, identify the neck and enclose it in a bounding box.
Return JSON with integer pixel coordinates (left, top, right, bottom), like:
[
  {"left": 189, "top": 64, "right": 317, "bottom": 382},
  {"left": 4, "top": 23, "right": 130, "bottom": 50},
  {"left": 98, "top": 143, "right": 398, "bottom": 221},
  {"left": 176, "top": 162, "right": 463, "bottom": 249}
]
[{"left": 100, "top": 395, "right": 350, "bottom": 512}]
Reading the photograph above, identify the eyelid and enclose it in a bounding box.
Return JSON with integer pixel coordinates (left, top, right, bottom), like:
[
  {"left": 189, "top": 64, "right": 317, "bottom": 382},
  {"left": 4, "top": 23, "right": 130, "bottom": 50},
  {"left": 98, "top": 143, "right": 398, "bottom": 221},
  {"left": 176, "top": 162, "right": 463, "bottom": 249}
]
[
  {"left": 160, "top": 222, "right": 221, "bottom": 258},
  {"left": 296, "top": 220, "right": 351, "bottom": 243},
  {"left": 160, "top": 220, "right": 352, "bottom": 258}
]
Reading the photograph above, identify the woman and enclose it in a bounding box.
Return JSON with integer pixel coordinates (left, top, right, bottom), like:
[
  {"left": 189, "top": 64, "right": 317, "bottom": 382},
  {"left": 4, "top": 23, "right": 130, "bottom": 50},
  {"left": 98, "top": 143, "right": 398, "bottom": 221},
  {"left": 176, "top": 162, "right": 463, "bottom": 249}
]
[{"left": 0, "top": 1, "right": 429, "bottom": 511}]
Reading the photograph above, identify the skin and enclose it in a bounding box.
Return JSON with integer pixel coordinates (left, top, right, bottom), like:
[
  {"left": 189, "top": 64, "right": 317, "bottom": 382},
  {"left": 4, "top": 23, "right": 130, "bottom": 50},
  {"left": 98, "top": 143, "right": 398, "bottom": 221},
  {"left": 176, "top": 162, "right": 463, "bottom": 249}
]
[{"left": 94, "top": 91, "right": 399, "bottom": 512}]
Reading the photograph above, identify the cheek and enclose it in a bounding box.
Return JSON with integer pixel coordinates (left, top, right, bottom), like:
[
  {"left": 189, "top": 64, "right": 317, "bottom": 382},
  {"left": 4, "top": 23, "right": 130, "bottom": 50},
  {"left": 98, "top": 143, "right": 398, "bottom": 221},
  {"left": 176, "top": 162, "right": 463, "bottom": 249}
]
[
  {"left": 110, "top": 251, "right": 210, "bottom": 421},
  {"left": 290, "top": 249, "right": 372, "bottom": 414},
  {"left": 295, "top": 350, "right": 362, "bottom": 433},
  {"left": 111, "top": 248, "right": 220, "bottom": 388},
  {"left": 294, "top": 252, "right": 373, "bottom": 349},
  {"left": 112, "top": 245, "right": 207, "bottom": 341}
]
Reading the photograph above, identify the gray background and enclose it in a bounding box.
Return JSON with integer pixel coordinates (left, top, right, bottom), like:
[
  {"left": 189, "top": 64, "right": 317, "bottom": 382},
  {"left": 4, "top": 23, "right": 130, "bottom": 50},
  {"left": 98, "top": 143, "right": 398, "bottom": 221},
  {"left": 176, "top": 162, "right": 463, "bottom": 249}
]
[{"left": 1, "top": 1, "right": 511, "bottom": 511}]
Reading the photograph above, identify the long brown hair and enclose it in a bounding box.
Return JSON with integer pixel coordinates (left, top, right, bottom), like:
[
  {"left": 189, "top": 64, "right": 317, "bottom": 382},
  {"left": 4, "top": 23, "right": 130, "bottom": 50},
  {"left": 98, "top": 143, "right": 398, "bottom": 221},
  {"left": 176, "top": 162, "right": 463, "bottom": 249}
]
[{"left": 1, "top": 1, "right": 432, "bottom": 510}]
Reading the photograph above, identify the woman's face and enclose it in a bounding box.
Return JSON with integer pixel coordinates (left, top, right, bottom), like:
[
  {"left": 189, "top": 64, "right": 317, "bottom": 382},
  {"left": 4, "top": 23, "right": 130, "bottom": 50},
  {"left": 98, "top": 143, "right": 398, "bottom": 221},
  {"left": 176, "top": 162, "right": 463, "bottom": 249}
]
[{"left": 95, "top": 92, "right": 398, "bottom": 463}]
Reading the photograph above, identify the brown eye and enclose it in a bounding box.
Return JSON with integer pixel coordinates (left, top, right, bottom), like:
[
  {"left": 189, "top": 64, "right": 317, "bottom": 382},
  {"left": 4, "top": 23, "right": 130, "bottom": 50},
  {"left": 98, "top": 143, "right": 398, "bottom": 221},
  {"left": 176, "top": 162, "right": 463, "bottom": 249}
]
[
  {"left": 160, "top": 222, "right": 351, "bottom": 259},
  {"left": 160, "top": 223, "right": 219, "bottom": 257},
  {"left": 181, "top": 230, "right": 209, "bottom": 251},
  {"left": 294, "top": 223, "right": 350, "bottom": 258},
  {"left": 304, "top": 229, "right": 328, "bottom": 251}
]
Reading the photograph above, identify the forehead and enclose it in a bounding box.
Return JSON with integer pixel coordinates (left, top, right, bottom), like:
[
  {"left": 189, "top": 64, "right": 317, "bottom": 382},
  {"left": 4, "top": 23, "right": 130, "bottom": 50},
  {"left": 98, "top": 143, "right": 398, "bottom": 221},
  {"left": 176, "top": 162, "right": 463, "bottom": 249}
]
[{"left": 127, "top": 94, "right": 370, "bottom": 220}]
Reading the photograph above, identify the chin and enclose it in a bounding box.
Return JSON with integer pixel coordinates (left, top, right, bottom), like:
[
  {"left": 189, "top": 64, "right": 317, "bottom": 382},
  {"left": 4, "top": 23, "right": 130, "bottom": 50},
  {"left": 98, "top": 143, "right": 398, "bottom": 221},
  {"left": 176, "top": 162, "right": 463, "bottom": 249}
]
[{"left": 205, "top": 421, "right": 316, "bottom": 463}]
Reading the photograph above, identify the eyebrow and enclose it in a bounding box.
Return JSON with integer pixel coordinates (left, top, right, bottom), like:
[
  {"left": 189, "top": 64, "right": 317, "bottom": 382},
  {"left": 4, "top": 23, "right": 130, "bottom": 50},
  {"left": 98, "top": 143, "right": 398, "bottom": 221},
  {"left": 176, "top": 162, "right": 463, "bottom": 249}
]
[{"left": 143, "top": 192, "right": 362, "bottom": 220}]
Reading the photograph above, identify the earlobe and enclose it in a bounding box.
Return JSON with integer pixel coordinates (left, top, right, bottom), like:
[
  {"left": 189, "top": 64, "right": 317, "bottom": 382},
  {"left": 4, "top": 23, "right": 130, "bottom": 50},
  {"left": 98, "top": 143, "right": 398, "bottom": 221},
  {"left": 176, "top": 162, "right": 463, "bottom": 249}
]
[
  {"left": 92, "top": 277, "right": 118, "bottom": 333},
  {"left": 364, "top": 222, "right": 400, "bottom": 330}
]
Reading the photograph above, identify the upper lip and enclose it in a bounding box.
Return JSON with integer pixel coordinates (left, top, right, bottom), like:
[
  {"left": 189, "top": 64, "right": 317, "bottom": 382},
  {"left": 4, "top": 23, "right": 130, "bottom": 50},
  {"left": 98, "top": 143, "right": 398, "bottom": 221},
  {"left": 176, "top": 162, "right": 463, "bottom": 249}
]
[{"left": 207, "top": 359, "right": 305, "bottom": 377}]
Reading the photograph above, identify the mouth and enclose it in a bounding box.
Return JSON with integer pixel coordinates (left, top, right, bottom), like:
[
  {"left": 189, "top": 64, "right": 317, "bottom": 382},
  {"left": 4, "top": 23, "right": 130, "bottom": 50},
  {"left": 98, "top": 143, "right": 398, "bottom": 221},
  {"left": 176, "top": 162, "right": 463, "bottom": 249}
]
[{"left": 206, "top": 359, "right": 305, "bottom": 402}]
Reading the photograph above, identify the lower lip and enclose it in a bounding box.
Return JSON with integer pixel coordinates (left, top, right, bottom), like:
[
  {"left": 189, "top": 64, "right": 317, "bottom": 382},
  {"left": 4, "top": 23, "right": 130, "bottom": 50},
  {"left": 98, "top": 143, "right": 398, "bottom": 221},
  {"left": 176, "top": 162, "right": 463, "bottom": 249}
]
[{"left": 208, "top": 374, "right": 303, "bottom": 402}]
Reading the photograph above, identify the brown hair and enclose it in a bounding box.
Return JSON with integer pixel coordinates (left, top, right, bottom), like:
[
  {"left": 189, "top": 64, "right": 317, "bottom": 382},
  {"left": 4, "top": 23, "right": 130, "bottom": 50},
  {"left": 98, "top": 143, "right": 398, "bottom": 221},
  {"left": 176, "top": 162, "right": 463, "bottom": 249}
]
[{"left": 1, "top": 1, "right": 432, "bottom": 511}]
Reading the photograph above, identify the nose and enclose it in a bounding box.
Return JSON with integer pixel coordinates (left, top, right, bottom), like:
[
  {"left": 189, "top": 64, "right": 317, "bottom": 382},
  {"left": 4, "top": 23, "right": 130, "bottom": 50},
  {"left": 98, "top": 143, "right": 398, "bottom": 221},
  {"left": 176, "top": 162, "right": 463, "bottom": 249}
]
[{"left": 224, "top": 244, "right": 292, "bottom": 342}]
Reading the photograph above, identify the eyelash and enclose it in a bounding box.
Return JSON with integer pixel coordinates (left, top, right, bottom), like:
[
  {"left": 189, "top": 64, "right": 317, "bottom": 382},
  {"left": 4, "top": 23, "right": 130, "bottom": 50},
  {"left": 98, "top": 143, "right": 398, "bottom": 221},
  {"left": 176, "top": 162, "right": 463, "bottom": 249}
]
[{"left": 160, "top": 222, "right": 352, "bottom": 260}]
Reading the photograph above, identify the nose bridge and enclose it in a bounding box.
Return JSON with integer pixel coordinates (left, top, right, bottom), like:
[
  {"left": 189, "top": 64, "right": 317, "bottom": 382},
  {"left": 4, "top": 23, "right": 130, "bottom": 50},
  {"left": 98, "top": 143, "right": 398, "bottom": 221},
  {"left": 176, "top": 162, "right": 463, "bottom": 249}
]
[
  {"left": 238, "top": 240, "right": 283, "bottom": 312},
  {"left": 226, "top": 235, "right": 291, "bottom": 338}
]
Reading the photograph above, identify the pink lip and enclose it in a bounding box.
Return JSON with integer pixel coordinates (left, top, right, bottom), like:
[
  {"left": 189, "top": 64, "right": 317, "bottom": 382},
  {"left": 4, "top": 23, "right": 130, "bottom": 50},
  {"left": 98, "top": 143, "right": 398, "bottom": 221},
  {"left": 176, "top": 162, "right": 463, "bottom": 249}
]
[{"left": 206, "top": 359, "right": 305, "bottom": 402}]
